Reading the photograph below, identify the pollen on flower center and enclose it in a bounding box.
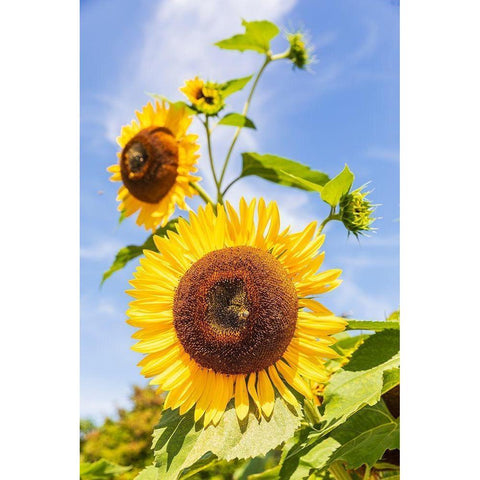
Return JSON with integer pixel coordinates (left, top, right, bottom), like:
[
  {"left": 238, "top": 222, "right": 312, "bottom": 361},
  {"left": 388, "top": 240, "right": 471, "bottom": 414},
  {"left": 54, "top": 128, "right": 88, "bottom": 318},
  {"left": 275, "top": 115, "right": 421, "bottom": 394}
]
[
  {"left": 120, "top": 126, "right": 179, "bottom": 204},
  {"left": 173, "top": 246, "right": 298, "bottom": 374}
]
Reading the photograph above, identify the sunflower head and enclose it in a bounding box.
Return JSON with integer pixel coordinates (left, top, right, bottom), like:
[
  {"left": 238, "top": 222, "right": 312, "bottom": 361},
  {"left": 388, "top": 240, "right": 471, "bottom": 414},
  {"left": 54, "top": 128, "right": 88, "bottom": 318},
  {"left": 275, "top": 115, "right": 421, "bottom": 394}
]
[
  {"left": 107, "top": 101, "right": 200, "bottom": 231},
  {"left": 127, "top": 198, "right": 346, "bottom": 426},
  {"left": 340, "top": 187, "right": 377, "bottom": 236},
  {"left": 180, "top": 77, "right": 225, "bottom": 116},
  {"left": 286, "top": 31, "right": 313, "bottom": 70}
]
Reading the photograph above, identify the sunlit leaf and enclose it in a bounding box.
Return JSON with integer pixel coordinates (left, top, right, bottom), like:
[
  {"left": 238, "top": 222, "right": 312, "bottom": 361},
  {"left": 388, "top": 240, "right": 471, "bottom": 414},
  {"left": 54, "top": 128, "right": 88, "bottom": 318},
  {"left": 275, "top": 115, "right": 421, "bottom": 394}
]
[
  {"left": 219, "top": 75, "right": 253, "bottom": 97},
  {"left": 320, "top": 165, "right": 354, "bottom": 207},
  {"left": 241, "top": 152, "right": 329, "bottom": 191},
  {"left": 80, "top": 459, "right": 131, "bottom": 479},
  {"left": 101, "top": 219, "right": 179, "bottom": 284},
  {"left": 346, "top": 320, "right": 399, "bottom": 332},
  {"left": 284, "top": 402, "right": 399, "bottom": 475},
  {"left": 215, "top": 20, "right": 280, "bottom": 53},
  {"left": 134, "top": 466, "right": 158, "bottom": 480},
  {"left": 218, "top": 113, "right": 256, "bottom": 129},
  {"left": 153, "top": 397, "right": 301, "bottom": 479},
  {"left": 320, "top": 332, "right": 399, "bottom": 433}
]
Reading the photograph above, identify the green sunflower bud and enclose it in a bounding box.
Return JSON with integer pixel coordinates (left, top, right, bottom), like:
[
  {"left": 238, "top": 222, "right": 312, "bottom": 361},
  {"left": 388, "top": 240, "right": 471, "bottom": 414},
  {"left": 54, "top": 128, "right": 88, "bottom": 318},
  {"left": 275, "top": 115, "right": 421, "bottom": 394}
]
[
  {"left": 339, "top": 187, "right": 376, "bottom": 236},
  {"left": 286, "top": 32, "right": 313, "bottom": 70}
]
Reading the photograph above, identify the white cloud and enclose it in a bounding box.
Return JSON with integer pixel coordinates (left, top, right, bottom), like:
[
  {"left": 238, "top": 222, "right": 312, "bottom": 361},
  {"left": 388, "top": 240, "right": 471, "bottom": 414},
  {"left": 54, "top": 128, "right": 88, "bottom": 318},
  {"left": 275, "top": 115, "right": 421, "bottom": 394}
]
[
  {"left": 365, "top": 146, "right": 399, "bottom": 163},
  {"left": 104, "top": 0, "right": 298, "bottom": 142},
  {"left": 80, "top": 239, "right": 123, "bottom": 261}
]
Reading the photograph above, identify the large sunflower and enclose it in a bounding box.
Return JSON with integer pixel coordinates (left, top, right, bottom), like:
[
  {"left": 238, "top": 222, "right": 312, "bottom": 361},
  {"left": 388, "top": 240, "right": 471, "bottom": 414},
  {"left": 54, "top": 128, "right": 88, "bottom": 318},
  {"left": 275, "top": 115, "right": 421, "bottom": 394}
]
[
  {"left": 127, "top": 199, "right": 346, "bottom": 426},
  {"left": 108, "top": 101, "right": 200, "bottom": 231}
]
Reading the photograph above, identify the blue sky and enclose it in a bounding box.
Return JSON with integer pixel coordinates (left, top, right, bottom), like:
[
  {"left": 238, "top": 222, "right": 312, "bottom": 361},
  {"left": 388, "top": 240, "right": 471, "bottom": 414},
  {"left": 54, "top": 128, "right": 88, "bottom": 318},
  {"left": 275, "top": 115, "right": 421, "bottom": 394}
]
[{"left": 81, "top": 0, "right": 399, "bottom": 421}]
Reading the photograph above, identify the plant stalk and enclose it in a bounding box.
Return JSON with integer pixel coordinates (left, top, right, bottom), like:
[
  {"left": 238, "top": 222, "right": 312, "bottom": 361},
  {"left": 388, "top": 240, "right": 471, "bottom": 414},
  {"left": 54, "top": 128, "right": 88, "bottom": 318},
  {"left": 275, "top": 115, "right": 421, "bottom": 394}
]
[{"left": 218, "top": 55, "right": 271, "bottom": 189}]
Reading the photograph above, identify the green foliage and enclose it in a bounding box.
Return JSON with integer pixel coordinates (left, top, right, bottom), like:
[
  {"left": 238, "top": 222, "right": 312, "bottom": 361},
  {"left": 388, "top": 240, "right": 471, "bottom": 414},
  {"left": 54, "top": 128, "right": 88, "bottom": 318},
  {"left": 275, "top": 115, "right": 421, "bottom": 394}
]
[
  {"left": 320, "top": 165, "right": 354, "bottom": 207},
  {"left": 346, "top": 320, "right": 399, "bottom": 332},
  {"left": 219, "top": 76, "right": 253, "bottom": 97},
  {"left": 218, "top": 113, "right": 256, "bottom": 129},
  {"left": 215, "top": 20, "right": 279, "bottom": 54},
  {"left": 284, "top": 402, "right": 399, "bottom": 477},
  {"left": 81, "top": 386, "right": 165, "bottom": 480},
  {"left": 321, "top": 334, "right": 399, "bottom": 432},
  {"left": 101, "top": 219, "right": 179, "bottom": 284},
  {"left": 80, "top": 459, "right": 132, "bottom": 479},
  {"left": 152, "top": 398, "right": 301, "bottom": 479},
  {"left": 240, "top": 153, "right": 329, "bottom": 191}
]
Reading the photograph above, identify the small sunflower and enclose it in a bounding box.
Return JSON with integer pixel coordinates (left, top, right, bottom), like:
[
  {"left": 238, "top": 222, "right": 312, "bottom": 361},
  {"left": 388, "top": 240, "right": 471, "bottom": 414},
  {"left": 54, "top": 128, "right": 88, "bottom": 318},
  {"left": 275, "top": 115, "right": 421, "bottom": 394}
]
[
  {"left": 107, "top": 101, "right": 200, "bottom": 231},
  {"left": 127, "top": 199, "right": 346, "bottom": 426},
  {"left": 180, "top": 77, "right": 224, "bottom": 115}
]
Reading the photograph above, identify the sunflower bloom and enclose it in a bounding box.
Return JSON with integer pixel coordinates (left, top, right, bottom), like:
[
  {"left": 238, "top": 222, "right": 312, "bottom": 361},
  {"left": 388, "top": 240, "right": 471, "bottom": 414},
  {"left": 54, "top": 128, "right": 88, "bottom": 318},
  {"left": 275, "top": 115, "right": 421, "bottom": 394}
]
[
  {"left": 107, "top": 101, "right": 200, "bottom": 231},
  {"left": 180, "top": 77, "right": 224, "bottom": 115},
  {"left": 127, "top": 199, "right": 346, "bottom": 426}
]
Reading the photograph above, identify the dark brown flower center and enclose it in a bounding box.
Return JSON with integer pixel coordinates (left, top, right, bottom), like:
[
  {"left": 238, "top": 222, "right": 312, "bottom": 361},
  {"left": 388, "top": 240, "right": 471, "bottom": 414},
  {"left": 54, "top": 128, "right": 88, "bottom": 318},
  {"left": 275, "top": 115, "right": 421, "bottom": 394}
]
[
  {"left": 173, "top": 246, "right": 298, "bottom": 374},
  {"left": 120, "top": 126, "right": 178, "bottom": 204}
]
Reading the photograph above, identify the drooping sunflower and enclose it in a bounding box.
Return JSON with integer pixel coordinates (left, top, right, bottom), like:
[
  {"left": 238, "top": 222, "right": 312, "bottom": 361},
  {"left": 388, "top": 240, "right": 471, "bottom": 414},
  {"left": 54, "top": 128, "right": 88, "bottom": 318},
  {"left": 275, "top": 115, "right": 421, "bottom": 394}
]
[
  {"left": 107, "top": 101, "right": 200, "bottom": 231},
  {"left": 127, "top": 198, "right": 346, "bottom": 426}
]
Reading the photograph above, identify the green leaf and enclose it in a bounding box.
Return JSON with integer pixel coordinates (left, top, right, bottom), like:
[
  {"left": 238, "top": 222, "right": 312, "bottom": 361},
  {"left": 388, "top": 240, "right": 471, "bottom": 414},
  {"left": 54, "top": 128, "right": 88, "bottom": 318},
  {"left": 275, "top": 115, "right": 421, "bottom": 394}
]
[
  {"left": 246, "top": 466, "right": 281, "bottom": 479},
  {"left": 382, "top": 368, "right": 400, "bottom": 394},
  {"left": 219, "top": 76, "right": 253, "bottom": 97},
  {"left": 134, "top": 466, "right": 159, "bottom": 480},
  {"left": 320, "top": 165, "right": 354, "bottom": 207},
  {"left": 215, "top": 20, "right": 280, "bottom": 53},
  {"left": 346, "top": 320, "right": 399, "bottom": 332},
  {"left": 320, "top": 330, "right": 400, "bottom": 433},
  {"left": 101, "top": 219, "right": 179, "bottom": 284},
  {"left": 218, "top": 113, "right": 256, "bottom": 129},
  {"left": 80, "top": 459, "right": 131, "bottom": 479},
  {"left": 152, "top": 408, "right": 204, "bottom": 480},
  {"left": 241, "top": 153, "right": 330, "bottom": 192},
  {"left": 293, "top": 402, "right": 399, "bottom": 474},
  {"left": 153, "top": 398, "right": 301, "bottom": 479},
  {"left": 188, "top": 397, "right": 301, "bottom": 462},
  {"left": 343, "top": 330, "right": 400, "bottom": 372}
]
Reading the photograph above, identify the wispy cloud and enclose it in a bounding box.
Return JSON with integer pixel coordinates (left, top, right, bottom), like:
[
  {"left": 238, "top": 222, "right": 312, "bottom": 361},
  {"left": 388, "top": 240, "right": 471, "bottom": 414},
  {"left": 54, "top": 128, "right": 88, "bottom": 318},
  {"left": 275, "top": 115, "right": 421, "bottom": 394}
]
[
  {"left": 364, "top": 146, "right": 399, "bottom": 163},
  {"left": 80, "top": 239, "right": 123, "bottom": 261}
]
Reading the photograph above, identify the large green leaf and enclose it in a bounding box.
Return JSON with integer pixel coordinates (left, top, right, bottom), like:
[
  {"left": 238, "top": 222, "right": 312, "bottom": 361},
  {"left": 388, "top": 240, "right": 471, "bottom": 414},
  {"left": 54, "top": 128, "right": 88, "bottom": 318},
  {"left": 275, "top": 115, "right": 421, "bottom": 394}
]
[
  {"left": 241, "top": 153, "right": 329, "bottom": 192},
  {"left": 219, "top": 76, "right": 253, "bottom": 97},
  {"left": 320, "top": 330, "right": 400, "bottom": 433},
  {"left": 320, "top": 165, "right": 354, "bottom": 207},
  {"left": 218, "top": 113, "right": 256, "bottom": 129},
  {"left": 187, "top": 397, "right": 301, "bottom": 462},
  {"left": 152, "top": 408, "right": 204, "bottom": 480},
  {"left": 288, "top": 402, "right": 399, "bottom": 475},
  {"left": 101, "top": 219, "right": 179, "bottom": 284},
  {"left": 215, "top": 20, "right": 279, "bottom": 54},
  {"left": 344, "top": 330, "right": 400, "bottom": 372},
  {"left": 80, "top": 459, "right": 131, "bottom": 479},
  {"left": 153, "top": 397, "right": 301, "bottom": 480}
]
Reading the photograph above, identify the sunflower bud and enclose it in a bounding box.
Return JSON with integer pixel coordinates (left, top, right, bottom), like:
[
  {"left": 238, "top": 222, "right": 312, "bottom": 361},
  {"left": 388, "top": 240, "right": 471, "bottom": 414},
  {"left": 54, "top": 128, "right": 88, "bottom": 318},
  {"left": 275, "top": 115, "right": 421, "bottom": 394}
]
[
  {"left": 339, "top": 187, "right": 376, "bottom": 236},
  {"left": 180, "top": 77, "right": 225, "bottom": 116},
  {"left": 286, "top": 32, "right": 313, "bottom": 70}
]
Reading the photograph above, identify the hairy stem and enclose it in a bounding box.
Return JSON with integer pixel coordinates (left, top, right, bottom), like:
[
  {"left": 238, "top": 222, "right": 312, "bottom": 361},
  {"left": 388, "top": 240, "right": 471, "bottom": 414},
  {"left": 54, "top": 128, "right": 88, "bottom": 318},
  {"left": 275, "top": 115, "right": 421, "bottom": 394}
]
[
  {"left": 189, "top": 182, "right": 215, "bottom": 206},
  {"left": 203, "top": 116, "right": 222, "bottom": 202}
]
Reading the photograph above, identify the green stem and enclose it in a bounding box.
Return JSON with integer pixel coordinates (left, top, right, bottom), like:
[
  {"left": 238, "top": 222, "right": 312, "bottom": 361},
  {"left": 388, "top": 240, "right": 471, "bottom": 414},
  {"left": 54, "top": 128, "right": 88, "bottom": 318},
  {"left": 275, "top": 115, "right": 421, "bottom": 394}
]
[
  {"left": 222, "top": 176, "right": 242, "bottom": 196},
  {"left": 203, "top": 116, "right": 222, "bottom": 202},
  {"left": 363, "top": 465, "right": 371, "bottom": 480},
  {"left": 189, "top": 182, "right": 215, "bottom": 206},
  {"left": 218, "top": 55, "right": 271, "bottom": 189},
  {"left": 319, "top": 208, "right": 342, "bottom": 234},
  {"left": 329, "top": 462, "right": 353, "bottom": 480}
]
